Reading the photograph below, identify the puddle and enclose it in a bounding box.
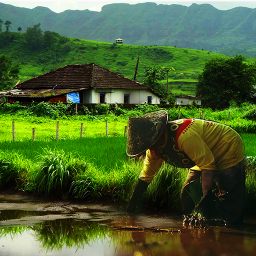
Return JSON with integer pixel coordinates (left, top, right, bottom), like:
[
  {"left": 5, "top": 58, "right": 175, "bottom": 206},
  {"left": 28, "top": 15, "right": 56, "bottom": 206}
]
[{"left": 0, "top": 196, "right": 256, "bottom": 255}]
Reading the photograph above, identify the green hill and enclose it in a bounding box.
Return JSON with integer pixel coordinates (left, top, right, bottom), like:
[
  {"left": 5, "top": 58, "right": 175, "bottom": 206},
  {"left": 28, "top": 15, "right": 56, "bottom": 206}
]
[
  {"left": 2, "top": 31, "right": 255, "bottom": 96},
  {"left": 0, "top": 33, "right": 230, "bottom": 95},
  {"left": 1, "top": 2, "right": 256, "bottom": 57}
]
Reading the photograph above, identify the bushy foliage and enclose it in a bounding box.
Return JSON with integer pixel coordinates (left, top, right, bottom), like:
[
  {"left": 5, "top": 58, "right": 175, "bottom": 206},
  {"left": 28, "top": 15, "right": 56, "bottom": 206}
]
[
  {"left": 197, "top": 55, "right": 256, "bottom": 109},
  {"left": 245, "top": 156, "right": 256, "bottom": 214},
  {"left": 0, "top": 54, "right": 20, "bottom": 90},
  {"left": 242, "top": 107, "right": 256, "bottom": 120},
  {"left": 25, "top": 23, "right": 71, "bottom": 52},
  {"left": 29, "top": 102, "right": 71, "bottom": 118},
  {"left": 27, "top": 149, "right": 85, "bottom": 195},
  {"left": 0, "top": 102, "right": 26, "bottom": 113},
  {"left": 92, "top": 104, "right": 110, "bottom": 115},
  {"left": 0, "top": 159, "right": 18, "bottom": 188}
]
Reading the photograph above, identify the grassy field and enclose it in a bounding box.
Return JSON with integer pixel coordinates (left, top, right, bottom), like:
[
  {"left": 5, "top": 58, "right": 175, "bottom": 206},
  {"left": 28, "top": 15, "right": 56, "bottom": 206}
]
[{"left": 0, "top": 103, "right": 256, "bottom": 215}]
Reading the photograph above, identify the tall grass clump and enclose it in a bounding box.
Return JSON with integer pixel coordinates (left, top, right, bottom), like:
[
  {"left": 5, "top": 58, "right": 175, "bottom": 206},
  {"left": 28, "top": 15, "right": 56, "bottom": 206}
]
[
  {"left": 245, "top": 156, "right": 256, "bottom": 214},
  {"left": 70, "top": 159, "right": 142, "bottom": 203},
  {"left": 0, "top": 151, "right": 30, "bottom": 189},
  {"left": 26, "top": 148, "right": 86, "bottom": 195},
  {"left": 145, "top": 164, "right": 187, "bottom": 212}
]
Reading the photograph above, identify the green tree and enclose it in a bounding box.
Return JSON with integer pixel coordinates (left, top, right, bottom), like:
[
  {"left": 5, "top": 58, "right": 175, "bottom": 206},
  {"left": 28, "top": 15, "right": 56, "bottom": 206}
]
[
  {"left": 196, "top": 55, "right": 256, "bottom": 109},
  {"left": 0, "top": 55, "right": 20, "bottom": 90},
  {"left": 25, "top": 23, "right": 43, "bottom": 50},
  {"left": 144, "top": 66, "right": 165, "bottom": 89},
  {"left": 4, "top": 20, "right": 11, "bottom": 32},
  {"left": 17, "top": 27, "right": 22, "bottom": 33},
  {"left": 143, "top": 66, "right": 167, "bottom": 102},
  {"left": 0, "top": 19, "right": 3, "bottom": 32}
]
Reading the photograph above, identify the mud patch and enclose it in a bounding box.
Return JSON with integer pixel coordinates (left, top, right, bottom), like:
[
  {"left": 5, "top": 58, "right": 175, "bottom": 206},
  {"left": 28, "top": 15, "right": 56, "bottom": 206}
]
[{"left": 0, "top": 193, "right": 256, "bottom": 255}]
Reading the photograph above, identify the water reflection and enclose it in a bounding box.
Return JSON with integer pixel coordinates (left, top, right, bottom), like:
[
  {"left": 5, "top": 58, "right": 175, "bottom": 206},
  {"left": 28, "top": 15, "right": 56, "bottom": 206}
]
[
  {"left": 0, "top": 210, "right": 256, "bottom": 255},
  {"left": 33, "top": 219, "right": 112, "bottom": 251}
]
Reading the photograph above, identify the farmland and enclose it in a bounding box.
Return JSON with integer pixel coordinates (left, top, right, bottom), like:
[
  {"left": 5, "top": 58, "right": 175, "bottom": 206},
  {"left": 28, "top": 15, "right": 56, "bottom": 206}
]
[{"left": 0, "top": 102, "right": 256, "bottom": 214}]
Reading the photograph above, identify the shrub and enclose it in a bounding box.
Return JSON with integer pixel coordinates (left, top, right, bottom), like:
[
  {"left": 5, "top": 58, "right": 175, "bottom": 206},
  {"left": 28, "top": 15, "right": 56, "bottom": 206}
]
[
  {"left": 29, "top": 102, "right": 71, "bottom": 118},
  {"left": 114, "top": 104, "right": 127, "bottom": 116},
  {"left": 28, "top": 149, "right": 85, "bottom": 195},
  {"left": 0, "top": 159, "right": 18, "bottom": 188},
  {"left": 242, "top": 108, "right": 256, "bottom": 120},
  {"left": 0, "top": 102, "right": 26, "bottom": 113},
  {"left": 93, "top": 104, "right": 110, "bottom": 115}
]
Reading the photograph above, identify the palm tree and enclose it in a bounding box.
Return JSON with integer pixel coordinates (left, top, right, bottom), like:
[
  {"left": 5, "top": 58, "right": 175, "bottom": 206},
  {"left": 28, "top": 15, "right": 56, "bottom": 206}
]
[
  {"left": 5, "top": 20, "right": 11, "bottom": 32},
  {"left": 17, "top": 27, "right": 22, "bottom": 33}
]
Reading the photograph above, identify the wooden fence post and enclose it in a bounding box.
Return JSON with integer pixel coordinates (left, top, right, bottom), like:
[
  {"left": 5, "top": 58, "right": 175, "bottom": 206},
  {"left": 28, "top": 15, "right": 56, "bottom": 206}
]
[
  {"left": 178, "top": 108, "right": 180, "bottom": 119},
  {"left": 32, "top": 128, "right": 35, "bottom": 141},
  {"left": 80, "top": 123, "right": 83, "bottom": 138},
  {"left": 228, "top": 111, "right": 231, "bottom": 120},
  {"left": 56, "top": 121, "right": 59, "bottom": 141},
  {"left": 199, "top": 108, "right": 201, "bottom": 119},
  {"left": 124, "top": 126, "right": 127, "bottom": 137},
  {"left": 12, "top": 121, "right": 15, "bottom": 141},
  {"left": 106, "top": 120, "right": 108, "bottom": 136},
  {"left": 75, "top": 104, "right": 78, "bottom": 115}
]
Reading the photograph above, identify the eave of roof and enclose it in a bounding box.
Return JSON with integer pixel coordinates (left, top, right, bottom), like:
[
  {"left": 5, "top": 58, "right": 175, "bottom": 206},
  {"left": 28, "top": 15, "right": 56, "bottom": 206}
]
[
  {"left": 176, "top": 95, "right": 201, "bottom": 99},
  {"left": 4, "top": 88, "right": 86, "bottom": 98}
]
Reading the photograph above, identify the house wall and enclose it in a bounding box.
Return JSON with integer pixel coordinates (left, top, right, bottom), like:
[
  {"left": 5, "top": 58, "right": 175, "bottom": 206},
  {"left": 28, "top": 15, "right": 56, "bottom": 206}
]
[
  {"left": 176, "top": 97, "right": 201, "bottom": 105},
  {"left": 82, "top": 89, "right": 160, "bottom": 104}
]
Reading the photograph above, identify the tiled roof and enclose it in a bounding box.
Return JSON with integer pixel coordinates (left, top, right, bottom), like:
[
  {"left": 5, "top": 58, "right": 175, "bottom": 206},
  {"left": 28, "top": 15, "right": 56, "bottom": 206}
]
[{"left": 15, "top": 63, "right": 149, "bottom": 91}]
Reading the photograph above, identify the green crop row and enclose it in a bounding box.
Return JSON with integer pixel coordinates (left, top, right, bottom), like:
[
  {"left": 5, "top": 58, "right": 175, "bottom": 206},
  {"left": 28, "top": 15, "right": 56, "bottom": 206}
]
[{"left": 0, "top": 102, "right": 255, "bottom": 214}]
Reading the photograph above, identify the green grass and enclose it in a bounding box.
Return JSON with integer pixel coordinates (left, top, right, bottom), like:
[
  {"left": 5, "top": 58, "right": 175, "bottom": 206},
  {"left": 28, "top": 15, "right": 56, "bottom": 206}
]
[
  {"left": 0, "top": 104, "right": 256, "bottom": 214},
  {"left": 0, "top": 35, "right": 233, "bottom": 96}
]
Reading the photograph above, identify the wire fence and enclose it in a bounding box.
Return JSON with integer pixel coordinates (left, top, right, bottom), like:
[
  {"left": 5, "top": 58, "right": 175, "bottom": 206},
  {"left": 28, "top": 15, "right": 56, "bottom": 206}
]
[{"left": 7, "top": 120, "right": 128, "bottom": 142}]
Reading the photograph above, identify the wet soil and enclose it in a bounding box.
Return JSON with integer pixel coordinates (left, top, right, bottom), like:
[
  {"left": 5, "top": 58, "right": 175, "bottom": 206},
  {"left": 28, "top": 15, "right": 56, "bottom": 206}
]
[{"left": 0, "top": 191, "right": 256, "bottom": 256}]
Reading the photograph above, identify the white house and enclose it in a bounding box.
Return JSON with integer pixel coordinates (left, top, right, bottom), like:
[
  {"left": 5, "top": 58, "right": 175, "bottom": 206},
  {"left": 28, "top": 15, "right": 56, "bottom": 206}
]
[
  {"left": 176, "top": 95, "right": 201, "bottom": 105},
  {"left": 4, "top": 64, "right": 160, "bottom": 104},
  {"left": 116, "top": 38, "right": 123, "bottom": 44}
]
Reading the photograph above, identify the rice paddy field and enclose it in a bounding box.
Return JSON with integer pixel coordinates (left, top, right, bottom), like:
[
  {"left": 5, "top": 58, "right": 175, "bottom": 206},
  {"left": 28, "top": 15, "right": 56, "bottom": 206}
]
[{"left": 0, "top": 102, "right": 256, "bottom": 214}]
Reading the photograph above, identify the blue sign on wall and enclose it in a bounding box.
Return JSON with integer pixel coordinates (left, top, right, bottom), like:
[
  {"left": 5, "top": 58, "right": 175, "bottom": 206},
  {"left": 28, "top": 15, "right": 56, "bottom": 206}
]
[{"left": 67, "top": 92, "right": 80, "bottom": 103}]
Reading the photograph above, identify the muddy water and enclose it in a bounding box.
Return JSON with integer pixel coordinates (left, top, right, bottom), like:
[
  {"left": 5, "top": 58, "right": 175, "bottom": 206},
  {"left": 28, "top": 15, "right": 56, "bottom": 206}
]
[{"left": 0, "top": 194, "right": 256, "bottom": 256}]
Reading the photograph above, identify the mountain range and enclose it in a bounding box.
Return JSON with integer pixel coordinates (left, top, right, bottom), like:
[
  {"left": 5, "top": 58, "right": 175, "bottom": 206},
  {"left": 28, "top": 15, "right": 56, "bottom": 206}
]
[{"left": 1, "top": 2, "right": 256, "bottom": 56}]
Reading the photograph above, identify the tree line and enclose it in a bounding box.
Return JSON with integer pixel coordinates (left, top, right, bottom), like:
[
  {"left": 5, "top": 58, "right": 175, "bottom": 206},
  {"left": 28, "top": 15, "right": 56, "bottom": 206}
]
[
  {"left": 144, "top": 55, "right": 256, "bottom": 109},
  {"left": 0, "top": 21, "right": 72, "bottom": 90},
  {"left": 0, "top": 20, "right": 71, "bottom": 51}
]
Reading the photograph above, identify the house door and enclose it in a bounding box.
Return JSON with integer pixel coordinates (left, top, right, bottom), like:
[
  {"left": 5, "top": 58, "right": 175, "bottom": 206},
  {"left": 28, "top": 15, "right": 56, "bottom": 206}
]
[
  {"left": 124, "top": 94, "right": 130, "bottom": 104},
  {"left": 100, "top": 93, "right": 106, "bottom": 103}
]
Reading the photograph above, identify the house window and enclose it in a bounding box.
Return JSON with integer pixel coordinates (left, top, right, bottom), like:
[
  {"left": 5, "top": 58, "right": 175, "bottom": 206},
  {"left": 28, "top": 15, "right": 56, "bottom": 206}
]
[
  {"left": 124, "top": 94, "right": 130, "bottom": 104},
  {"left": 181, "top": 101, "right": 183, "bottom": 103},
  {"left": 147, "top": 96, "right": 152, "bottom": 104},
  {"left": 100, "top": 93, "right": 106, "bottom": 103}
]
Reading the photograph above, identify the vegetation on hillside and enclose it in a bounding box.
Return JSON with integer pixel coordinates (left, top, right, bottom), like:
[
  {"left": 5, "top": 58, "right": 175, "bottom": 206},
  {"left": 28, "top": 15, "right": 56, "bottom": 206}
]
[
  {"left": 1, "top": 23, "right": 256, "bottom": 105},
  {"left": 2, "top": 2, "right": 256, "bottom": 57},
  {"left": 0, "top": 24, "right": 229, "bottom": 94},
  {"left": 0, "top": 55, "right": 20, "bottom": 90}
]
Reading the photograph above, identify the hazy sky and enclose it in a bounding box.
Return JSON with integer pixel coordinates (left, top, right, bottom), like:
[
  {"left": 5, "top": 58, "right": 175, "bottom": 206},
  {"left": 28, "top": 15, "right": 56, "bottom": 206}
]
[{"left": 1, "top": 0, "right": 256, "bottom": 13}]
